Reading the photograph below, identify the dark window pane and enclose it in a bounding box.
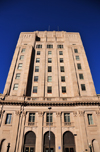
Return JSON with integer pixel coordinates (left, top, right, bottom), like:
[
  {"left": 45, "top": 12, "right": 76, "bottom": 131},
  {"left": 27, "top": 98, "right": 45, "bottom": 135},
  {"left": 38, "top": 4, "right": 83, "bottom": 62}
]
[
  {"left": 48, "top": 66, "right": 52, "bottom": 72},
  {"left": 60, "top": 66, "right": 64, "bottom": 72},
  {"left": 37, "top": 51, "right": 40, "bottom": 55},
  {"left": 77, "top": 64, "right": 82, "bottom": 69},
  {"left": 48, "top": 58, "right": 52, "bottom": 63},
  {"left": 62, "top": 87, "right": 66, "bottom": 93},
  {"left": 47, "top": 86, "right": 52, "bottom": 93},
  {"left": 29, "top": 113, "right": 35, "bottom": 122},
  {"left": 48, "top": 51, "right": 52, "bottom": 55},
  {"left": 15, "top": 73, "right": 20, "bottom": 79},
  {"left": 64, "top": 113, "right": 70, "bottom": 122},
  {"left": 60, "top": 58, "right": 63, "bottom": 63},
  {"left": 74, "top": 49, "right": 78, "bottom": 53},
  {"left": 35, "top": 66, "right": 39, "bottom": 72},
  {"left": 47, "top": 113, "right": 53, "bottom": 122},
  {"left": 58, "top": 45, "right": 63, "bottom": 48},
  {"left": 79, "top": 74, "right": 84, "bottom": 79},
  {"left": 36, "top": 58, "right": 40, "bottom": 63},
  {"left": 36, "top": 45, "right": 42, "bottom": 48},
  {"left": 21, "top": 48, "right": 26, "bottom": 53},
  {"left": 5, "top": 114, "right": 12, "bottom": 124},
  {"left": 47, "top": 45, "right": 53, "bottom": 48},
  {"left": 87, "top": 114, "right": 93, "bottom": 125},
  {"left": 34, "top": 76, "right": 38, "bottom": 82},
  {"left": 81, "top": 84, "right": 86, "bottom": 91},
  {"left": 59, "top": 51, "right": 63, "bottom": 55},
  {"left": 61, "top": 76, "right": 65, "bottom": 82},
  {"left": 33, "top": 86, "right": 37, "bottom": 93},
  {"left": 76, "top": 56, "right": 80, "bottom": 60}
]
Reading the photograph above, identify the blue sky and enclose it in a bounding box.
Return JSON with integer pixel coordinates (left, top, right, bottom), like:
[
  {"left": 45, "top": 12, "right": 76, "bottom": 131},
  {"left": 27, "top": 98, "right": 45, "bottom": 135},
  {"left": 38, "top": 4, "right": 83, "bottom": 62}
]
[{"left": 0, "top": 0, "right": 100, "bottom": 94}]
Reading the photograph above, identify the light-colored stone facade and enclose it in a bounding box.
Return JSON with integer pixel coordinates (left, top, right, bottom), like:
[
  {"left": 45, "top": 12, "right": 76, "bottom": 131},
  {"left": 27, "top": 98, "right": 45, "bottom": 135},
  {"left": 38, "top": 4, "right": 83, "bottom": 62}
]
[{"left": 0, "top": 31, "right": 100, "bottom": 152}]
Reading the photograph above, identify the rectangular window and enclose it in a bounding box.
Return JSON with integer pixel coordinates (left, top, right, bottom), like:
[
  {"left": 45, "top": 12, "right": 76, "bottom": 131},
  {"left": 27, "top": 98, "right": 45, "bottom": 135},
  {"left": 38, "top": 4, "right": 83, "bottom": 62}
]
[
  {"left": 64, "top": 113, "right": 70, "bottom": 122},
  {"left": 60, "top": 58, "right": 63, "bottom": 63},
  {"left": 60, "top": 66, "right": 65, "bottom": 72},
  {"left": 20, "top": 55, "right": 24, "bottom": 60},
  {"left": 21, "top": 48, "right": 25, "bottom": 53},
  {"left": 79, "top": 74, "right": 84, "bottom": 79},
  {"left": 88, "top": 114, "right": 93, "bottom": 125},
  {"left": 36, "top": 58, "right": 40, "bottom": 63},
  {"left": 37, "top": 51, "right": 40, "bottom": 55},
  {"left": 76, "top": 56, "right": 80, "bottom": 60},
  {"left": 47, "top": 45, "right": 53, "bottom": 48},
  {"left": 18, "top": 63, "right": 23, "bottom": 69},
  {"left": 48, "top": 58, "right": 52, "bottom": 63},
  {"left": 33, "top": 86, "right": 38, "bottom": 93},
  {"left": 81, "top": 84, "right": 86, "bottom": 91},
  {"left": 5, "top": 114, "right": 12, "bottom": 124},
  {"left": 59, "top": 51, "right": 63, "bottom": 55},
  {"left": 34, "top": 76, "right": 38, "bottom": 82},
  {"left": 57, "top": 45, "right": 63, "bottom": 48},
  {"left": 48, "top": 51, "right": 52, "bottom": 55},
  {"left": 35, "top": 66, "right": 39, "bottom": 72},
  {"left": 47, "top": 86, "right": 52, "bottom": 93},
  {"left": 74, "top": 49, "right": 78, "bottom": 53},
  {"left": 47, "top": 76, "right": 52, "bottom": 82},
  {"left": 77, "top": 63, "right": 82, "bottom": 69},
  {"left": 13, "top": 84, "right": 18, "bottom": 90},
  {"left": 15, "top": 73, "right": 20, "bottom": 79},
  {"left": 36, "top": 45, "right": 42, "bottom": 48},
  {"left": 48, "top": 66, "right": 52, "bottom": 72},
  {"left": 29, "top": 113, "right": 35, "bottom": 122},
  {"left": 46, "top": 113, "right": 53, "bottom": 122},
  {"left": 61, "top": 76, "right": 65, "bottom": 82},
  {"left": 62, "top": 86, "right": 66, "bottom": 93}
]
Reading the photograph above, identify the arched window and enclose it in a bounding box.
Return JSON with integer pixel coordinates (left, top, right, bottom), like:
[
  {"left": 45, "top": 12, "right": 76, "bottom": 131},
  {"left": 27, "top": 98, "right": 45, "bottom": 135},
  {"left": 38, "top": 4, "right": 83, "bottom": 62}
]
[
  {"left": 24, "top": 131, "right": 36, "bottom": 152},
  {"left": 63, "top": 131, "right": 75, "bottom": 152},
  {"left": 43, "top": 131, "right": 55, "bottom": 152}
]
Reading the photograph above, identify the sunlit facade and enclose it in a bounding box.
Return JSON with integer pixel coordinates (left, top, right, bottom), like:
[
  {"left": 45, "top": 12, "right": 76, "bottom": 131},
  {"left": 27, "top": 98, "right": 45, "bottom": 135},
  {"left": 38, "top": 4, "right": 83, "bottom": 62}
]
[{"left": 0, "top": 31, "right": 100, "bottom": 152}]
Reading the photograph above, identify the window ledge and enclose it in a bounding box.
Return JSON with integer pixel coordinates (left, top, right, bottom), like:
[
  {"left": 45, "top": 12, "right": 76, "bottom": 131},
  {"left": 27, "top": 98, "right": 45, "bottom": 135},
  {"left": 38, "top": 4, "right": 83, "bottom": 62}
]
[{"left": 88, "top": 124, "right": 97, "bottom": 127}]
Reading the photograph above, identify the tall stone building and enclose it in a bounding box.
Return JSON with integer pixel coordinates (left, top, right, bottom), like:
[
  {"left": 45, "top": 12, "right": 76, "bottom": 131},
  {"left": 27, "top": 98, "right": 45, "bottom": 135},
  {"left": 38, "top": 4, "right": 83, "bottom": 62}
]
[{"left": 0, "top": 31, "right": 100, "bottom": 152}]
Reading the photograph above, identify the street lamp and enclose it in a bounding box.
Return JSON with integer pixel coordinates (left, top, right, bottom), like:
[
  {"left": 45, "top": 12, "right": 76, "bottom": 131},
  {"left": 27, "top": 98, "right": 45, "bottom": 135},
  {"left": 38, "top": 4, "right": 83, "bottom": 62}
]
[{"left": 48, "top": 107, "right": 52, "bottom": 152}]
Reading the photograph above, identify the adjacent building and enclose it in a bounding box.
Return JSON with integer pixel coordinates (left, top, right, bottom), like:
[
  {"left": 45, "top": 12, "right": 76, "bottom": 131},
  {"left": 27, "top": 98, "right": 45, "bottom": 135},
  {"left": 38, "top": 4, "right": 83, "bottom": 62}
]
[{"left": 0, "top": 31, "right": 100, "bottom": 152}]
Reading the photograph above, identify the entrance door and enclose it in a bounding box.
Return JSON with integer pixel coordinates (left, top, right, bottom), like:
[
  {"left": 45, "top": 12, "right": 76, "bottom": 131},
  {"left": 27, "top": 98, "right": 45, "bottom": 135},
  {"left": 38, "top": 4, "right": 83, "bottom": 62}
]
[
  {"left": 63, "top": 131, "right": 75, "bottom": 152},
  {"left": 45, "top": 148, "right": 54, "bottom": 152},
  {"left": 25, "top": 147, "right": 34, "bottom": 152},
  {"left": 65, "top": 147, "right": 74, "bottom": 152}
]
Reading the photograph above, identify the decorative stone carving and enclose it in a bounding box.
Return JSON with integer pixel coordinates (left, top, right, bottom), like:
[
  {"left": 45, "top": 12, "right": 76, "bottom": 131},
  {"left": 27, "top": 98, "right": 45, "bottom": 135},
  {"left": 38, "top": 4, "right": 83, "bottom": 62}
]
[
  {"left": 56, "top": 112, "right": 61, "bottom": 117},
  {"left": 15, "top": 111, "right": 21, "bottom": 115},
  {"left": 79, "top": 111, "right": 84, "bottom": 117},
  {"left": 22, "top": 111, "right": 26, "bottom": 116},
  {"left": 38, "top": 111, "right": 43, "bottom": 117},
  {"left": 96, "top": 110, "right": 100, "bottom": 115},
  {"left": 73, "top": 111, "right": 77, "bottom": 117}
]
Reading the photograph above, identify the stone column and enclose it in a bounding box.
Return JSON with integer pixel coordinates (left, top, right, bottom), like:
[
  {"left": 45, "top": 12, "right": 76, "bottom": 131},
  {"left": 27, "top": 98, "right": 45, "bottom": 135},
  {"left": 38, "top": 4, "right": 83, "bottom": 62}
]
[
  {"left": 78, "top": 111, "right": 89, "bottom": 152},
  {"left": 10, "top": 110, "right": 20, "bottom": 152},
  {"left": 56, "top": 112, "right": 62, "bottom": 152},
  {"left": 18, "top": 111, "right": 26, "bottom": 152},
  {"left": 36, "top": 112, "right": 43, "bottom": 152}
]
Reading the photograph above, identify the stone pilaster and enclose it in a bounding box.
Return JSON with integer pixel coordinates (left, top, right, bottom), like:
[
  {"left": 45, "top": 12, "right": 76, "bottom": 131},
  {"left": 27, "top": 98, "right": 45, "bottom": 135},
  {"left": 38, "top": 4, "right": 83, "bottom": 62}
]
[
  {"left": 56, "top": 112, "right": 62, "bottom": 152},
  {"left": 36, "top": 112, "right": 43, "bottom": 152},
  {"left": 18, "top": 111, "right": 26, "bottom": 152}
]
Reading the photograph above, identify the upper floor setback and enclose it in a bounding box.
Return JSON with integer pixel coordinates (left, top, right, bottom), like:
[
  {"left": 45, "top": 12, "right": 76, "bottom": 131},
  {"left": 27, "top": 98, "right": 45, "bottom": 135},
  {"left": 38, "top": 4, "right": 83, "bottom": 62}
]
[{"left": 16, "top": 31, "right": 83, "bottom": 47}]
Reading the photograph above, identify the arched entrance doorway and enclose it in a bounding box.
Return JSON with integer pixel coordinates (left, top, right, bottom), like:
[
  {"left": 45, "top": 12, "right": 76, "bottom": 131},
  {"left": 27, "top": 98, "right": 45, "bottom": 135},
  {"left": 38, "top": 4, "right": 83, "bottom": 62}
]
[
  {"left": 63, "top": 131, "right": 75, "bottom": 152},
  {"left": 43, "top": 131, "right": 55, "bottom": 152},
  {"left": 92, "top": 139, "right": 100, "bottom": 152},
  {"left": 24, "top": 131, "right": 36, "bottom": 152},
  {"left": 0, "top": 139, "right": 7, "bottom": 152}
]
